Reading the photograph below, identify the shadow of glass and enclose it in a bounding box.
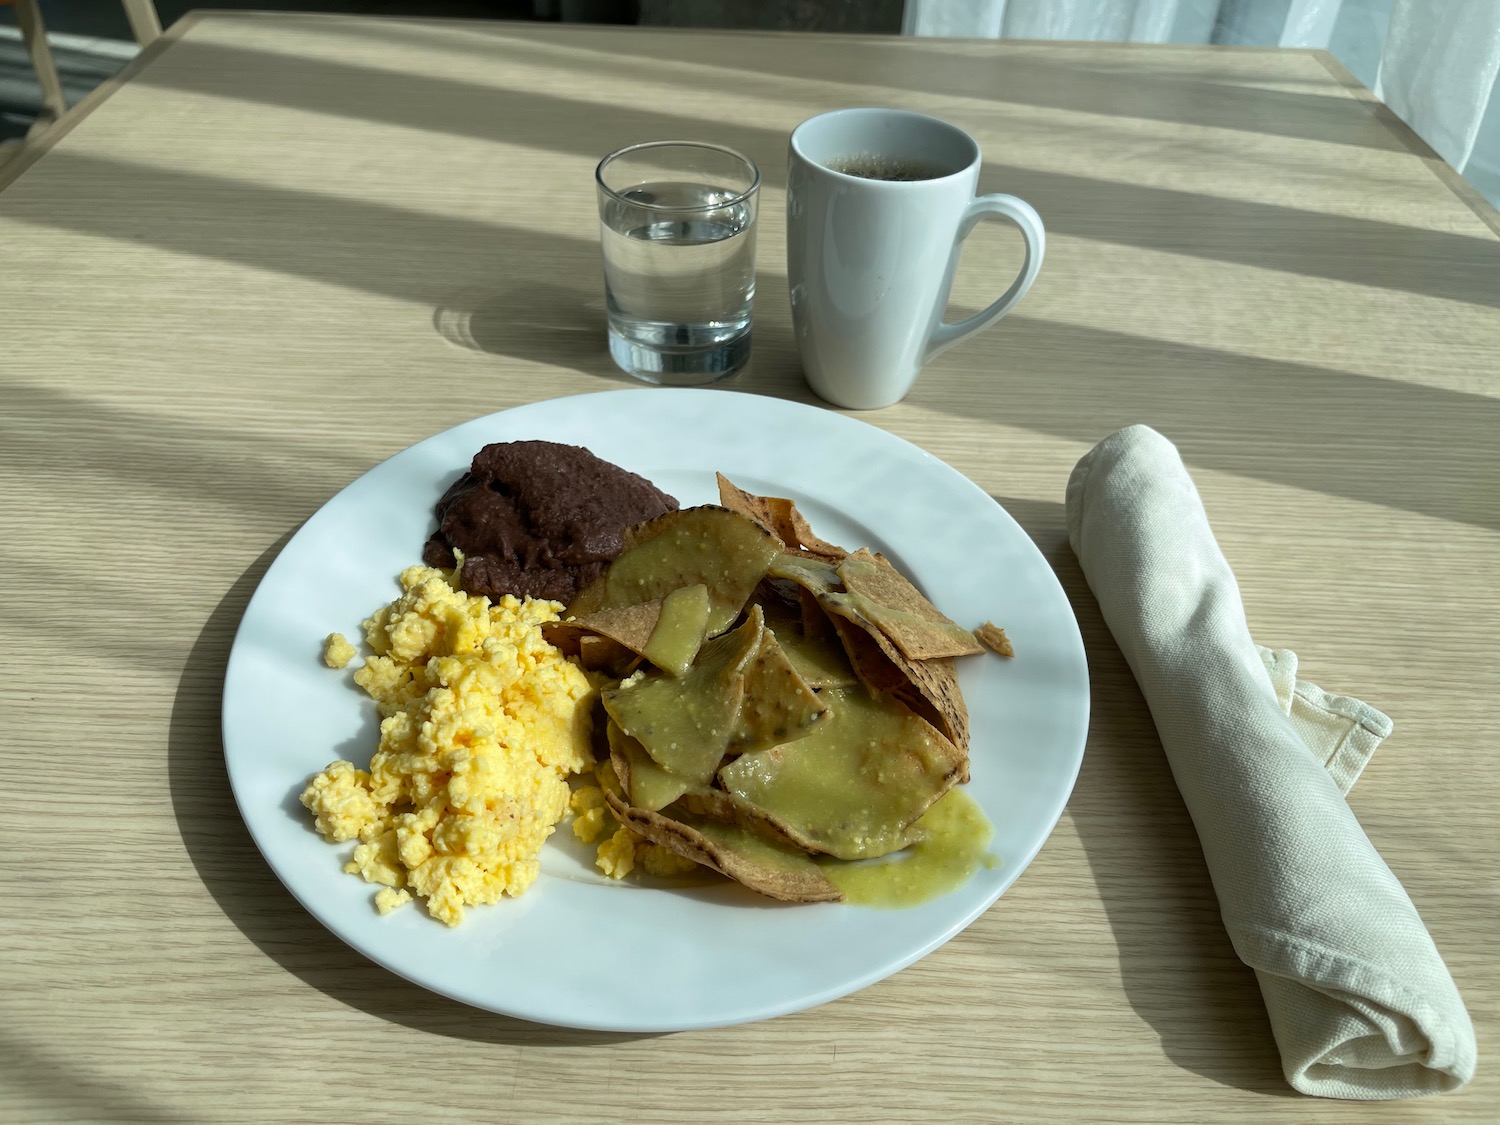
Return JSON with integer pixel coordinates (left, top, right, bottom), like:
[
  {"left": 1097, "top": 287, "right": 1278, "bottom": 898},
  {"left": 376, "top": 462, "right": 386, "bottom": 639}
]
[
  {"left": 995, "top": 493, "right": 1293, "bottom": 1095},
  {"left": 167, "top": 530, "right": 659, "bottom": 1045},
  {"left": 429, "top": 271, "right": 812, "bottom": 402},
  {"left": 431, "top": 280, "right": 618, "bottom": 376},
  {"left": 7, "top": 150, "right": 815, "bottom": 398},
  {"left": 4, "top": 149, "right": 611, "bottom": 315}
]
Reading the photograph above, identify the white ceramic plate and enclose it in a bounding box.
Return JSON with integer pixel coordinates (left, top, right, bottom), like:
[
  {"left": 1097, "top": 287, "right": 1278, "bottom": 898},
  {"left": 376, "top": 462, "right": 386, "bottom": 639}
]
[{"left": 223, "top": 388, "right": 1088, "bottom": 1031}]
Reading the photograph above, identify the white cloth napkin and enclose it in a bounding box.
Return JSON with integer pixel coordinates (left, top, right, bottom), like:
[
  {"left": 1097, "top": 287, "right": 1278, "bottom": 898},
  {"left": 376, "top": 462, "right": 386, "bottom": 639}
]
[{"left": 1064, "top": 424, "right": 1476, "bottom": 1100}]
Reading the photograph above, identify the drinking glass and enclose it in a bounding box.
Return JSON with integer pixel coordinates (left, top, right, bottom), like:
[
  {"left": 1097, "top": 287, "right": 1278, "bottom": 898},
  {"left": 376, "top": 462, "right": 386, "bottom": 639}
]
[{"left": 595, "top": 141, "right": 760, "bottom": 384}]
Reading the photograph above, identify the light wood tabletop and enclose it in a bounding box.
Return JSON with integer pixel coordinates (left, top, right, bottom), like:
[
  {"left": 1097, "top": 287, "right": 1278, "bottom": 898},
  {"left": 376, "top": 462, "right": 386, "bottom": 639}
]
[{"left": 2, "top": 12, "right": 1496, "bottom": 1124}]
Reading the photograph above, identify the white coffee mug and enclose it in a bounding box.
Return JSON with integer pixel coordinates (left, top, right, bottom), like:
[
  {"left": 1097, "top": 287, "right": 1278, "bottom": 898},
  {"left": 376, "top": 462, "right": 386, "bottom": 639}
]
[{"left": 787, "top": 108, "right": 1045, "bottom": 410}]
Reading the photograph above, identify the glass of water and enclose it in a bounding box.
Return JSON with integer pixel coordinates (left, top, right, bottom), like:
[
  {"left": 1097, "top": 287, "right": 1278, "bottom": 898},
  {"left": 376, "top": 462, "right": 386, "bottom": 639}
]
[{"left": 595, "top": 141, "right": 760, "bottom": 384}]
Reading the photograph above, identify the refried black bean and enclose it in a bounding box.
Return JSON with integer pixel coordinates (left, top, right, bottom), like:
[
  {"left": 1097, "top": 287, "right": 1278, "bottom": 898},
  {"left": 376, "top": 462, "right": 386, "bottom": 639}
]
[{"left": 422, "top": 441, "right": 677, "bottom": 605}]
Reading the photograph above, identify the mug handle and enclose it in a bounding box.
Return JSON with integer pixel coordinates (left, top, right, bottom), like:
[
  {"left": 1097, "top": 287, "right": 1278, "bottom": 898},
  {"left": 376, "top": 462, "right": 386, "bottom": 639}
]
[{"left": 925, "top": 194, "right": 1046, "bottom": 362}]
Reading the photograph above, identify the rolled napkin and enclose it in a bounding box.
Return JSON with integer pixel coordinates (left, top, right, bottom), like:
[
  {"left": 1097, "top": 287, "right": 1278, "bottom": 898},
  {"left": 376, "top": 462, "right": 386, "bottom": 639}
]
[{"left": 1064, "top": 424, "right": 1476, "bottom": 1099}]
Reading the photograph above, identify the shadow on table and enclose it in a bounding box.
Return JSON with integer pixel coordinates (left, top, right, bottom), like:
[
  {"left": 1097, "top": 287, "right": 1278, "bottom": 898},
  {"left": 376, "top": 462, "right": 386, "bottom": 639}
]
[
  {"left": 109, "top": 34, "right": 1500, "bottom": 310},
  {"left": 0, "top": 1028, "right": 196, "bottom": 1124},
  {"left": 322, "top": 16, "right": 1411, "bottom": 156},
  {"left": 995, "top": 494, "right": 1293, "bottom": 1096},
  {"left": 3, "top": 144, "right": 810, "bottom": 400},
  {"left": 12, "top": 142, "right": 1497, "bottom": 531},
  {"left": 8, "top": 48, "right": 1498, "bottom": 527},
  {"left": 918, "top": 314, "right": 1500, "bottom": 532},
  {"left": 429, "top": 272, "right": 815, "bottom": 404},
  {"left": 598, "top": 26, "right": 1418, "bottom": 156},
  {"left": 166, "top": 532, "right": 658, "bottom": 1045},
  {"left": 431, "top": 280, "right": 618, "bottom": 376}
]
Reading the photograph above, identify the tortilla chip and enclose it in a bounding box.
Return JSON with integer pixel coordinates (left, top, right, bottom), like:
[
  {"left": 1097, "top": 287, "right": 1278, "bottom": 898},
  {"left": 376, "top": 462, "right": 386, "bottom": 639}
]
[
  {"left": 834, "top": 549, "right": 984, "bottom": 661},
  {"left": 715, "top": 685, "right": 965, "bottom": 860},
  {"left": 677, "top": 784, "right": 927, "bottom": 860},
  {"left": 602, "top": 607, "right": 763, "bottom": 783},
  {"left": 672, "top": 785, "right": 812, "bottom": 853},
  {"left": 974, "top": 621, "right": 1014, "bottom": 658},
  {"left": 608, "top": 720, "right": 690, "bottom": 811},
  {"left": 799, "top": 586, "right": 839, "bottom": 643},
  {"left": 826, "top": 614, "right": 909, "bottom": 696},
  {"left": 604, "top": 790, "right": 842, "bottom": 903},
  {"left": 641, "top": 583, "right": 711, "bottom": 676},
  {"left": 771, "top": 550, "right": 968, "bottom": 762},
  {"left": 542, "top": 600, "right": 663, "bottom": 658},
  {"left": 767, "top": 552, "right": 844, "bottom": 598},
  {"left": 824, "top": 608, "right": 970, "bottom": 776},
  {"left": 758, "top": 591, "right": 860, "bottom": 689},
  {"left": 571, "top": 505, "right": 782, "bottom": 637},
  {"left": 717, "top": 474, "right": 847, "bottom": 561},
  {"left": 727, "top": 625, "right": 828, "bottom": 755},
  {"left": 577, "top": 634, "right": 636, "bottom": 674}
]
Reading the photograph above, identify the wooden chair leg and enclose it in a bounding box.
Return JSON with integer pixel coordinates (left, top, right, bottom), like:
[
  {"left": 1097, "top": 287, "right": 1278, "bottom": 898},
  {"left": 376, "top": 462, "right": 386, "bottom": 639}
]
[
  {"left": 12, "top": 0, "right": 69, "bottom": 123},
  {"left": 120, "top": 0, "right": 163, "bottom": 46}
]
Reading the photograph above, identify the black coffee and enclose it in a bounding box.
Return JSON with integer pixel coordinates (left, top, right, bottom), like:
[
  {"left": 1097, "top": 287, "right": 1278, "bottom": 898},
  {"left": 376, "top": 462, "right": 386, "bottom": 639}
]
[{"left": 826, "top": 155, "right": 948, "bottom": 182}]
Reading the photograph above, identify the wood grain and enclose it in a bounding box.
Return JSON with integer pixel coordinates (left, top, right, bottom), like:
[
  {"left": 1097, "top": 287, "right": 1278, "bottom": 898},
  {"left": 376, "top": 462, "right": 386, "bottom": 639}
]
[{"left": 1, "top": 14, "right": 1496, "bottom": 1124}]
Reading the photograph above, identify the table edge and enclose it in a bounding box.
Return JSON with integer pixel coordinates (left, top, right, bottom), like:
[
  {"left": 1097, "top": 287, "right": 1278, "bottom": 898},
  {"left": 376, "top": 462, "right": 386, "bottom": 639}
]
[
  {"left": 1310, "top": 48, "right": 1500, "bottom": 237},
  {"left": 0, "top": 10, "right": 204, "bottom": 192}
]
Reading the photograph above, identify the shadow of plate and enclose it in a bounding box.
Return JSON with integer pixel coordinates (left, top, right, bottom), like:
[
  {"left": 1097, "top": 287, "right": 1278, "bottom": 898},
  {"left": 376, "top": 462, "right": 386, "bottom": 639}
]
[{"left": 167, "top": 530, "right": 658, "bottom": 1045}]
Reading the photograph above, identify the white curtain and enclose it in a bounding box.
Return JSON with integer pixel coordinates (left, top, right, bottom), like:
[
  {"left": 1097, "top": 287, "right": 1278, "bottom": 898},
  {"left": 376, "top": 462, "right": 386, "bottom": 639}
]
[{"left": 903, "top": 0, "right": 1500, "bottom": 210}]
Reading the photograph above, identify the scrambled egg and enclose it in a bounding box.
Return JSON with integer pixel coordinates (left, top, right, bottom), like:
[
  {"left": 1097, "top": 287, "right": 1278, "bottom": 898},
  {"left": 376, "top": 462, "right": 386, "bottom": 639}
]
[
  {"left": 301, "top": 565, "right": 594, "bottom": 926},
  {"left": 322, "top": 632, "right": 356, "bottom": 669},
  {"left": 570, "top": 767, "right": 697, "bottom": 880}
]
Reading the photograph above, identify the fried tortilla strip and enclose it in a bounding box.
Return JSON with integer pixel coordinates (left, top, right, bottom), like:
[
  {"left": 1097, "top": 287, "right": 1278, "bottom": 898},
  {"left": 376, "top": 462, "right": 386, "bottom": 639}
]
[
  {"left": 675, "top": 747, "right": 933, "bottom": 859},
  {"left": 547, "top": 589, "right": 712, "bottom": 677},
  {"left": 673, "top": 784, "right": 813, "bottom": 853},
  {"left": 569, "top": 505, "right": 782, "bottom": 637},
  {"left": 543, "top": 600, "right": 663, "bottom": 659},
  {"left": 603, "top": 606, "right": 828, "bottom": 786},
  {"left": 773, "top": 550, "right": 963, "bottom": 749},
  {"left": 601, "top": 607, "right": 764, "bottom": 784},
  {"left": 716, "top": 474, "right": 847, "bottom": 561},
  {"left": 974, "top": 621, "right": 1015, "bottom": 658},
  {"left": 717, "top": 686, "right": 965, "bottom": 859},
  {"left": 825, "top": 610, "right": 971, "bottom": 777},
  {"left": 604, "top": 789, "right": 842, "bottom": 903},
  {"left": 769, "top": 553, "right": 853, "bottom": 662},
  {"left": 757, "top": 589, "right": 860, "bottom": 689},
  {"left": 578, "top": 634, "right": 637, "bottom": 675},
  {"left": 830, "top": 549, "right": 984, "bottom": 661},
  {"left": 608, "top": 720, "right": 690, "bottom": 812},
  {"left": 641, "top": 583, "right": 711, "bottom": 675},
  {"left": 728, "top": 622, "right": 829, "bottom": 754},
  {"left": 768, "top": 552, "right": 843, "bottom": 597},
  {"left": 826, "top": 614, "right": 907, "bottom": 695}
]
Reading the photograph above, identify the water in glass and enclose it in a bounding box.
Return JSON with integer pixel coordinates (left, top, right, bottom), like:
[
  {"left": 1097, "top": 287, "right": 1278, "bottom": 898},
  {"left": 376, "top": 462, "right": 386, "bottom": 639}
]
[{"left": 600, "top": 180, "right": 756, "bottom": 383}]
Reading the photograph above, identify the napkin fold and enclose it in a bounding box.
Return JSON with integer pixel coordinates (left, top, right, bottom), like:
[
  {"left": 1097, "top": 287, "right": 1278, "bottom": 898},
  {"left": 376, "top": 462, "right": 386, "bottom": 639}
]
[{"left": 1064, "top": 424, "right": 1476, "bottom": 1100}]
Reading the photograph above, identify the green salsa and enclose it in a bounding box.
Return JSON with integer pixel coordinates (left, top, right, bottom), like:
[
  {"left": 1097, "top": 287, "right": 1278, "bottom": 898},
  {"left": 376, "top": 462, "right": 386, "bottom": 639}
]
[{"left": 820, "top": 787, "right": 997, "bottom": 908}]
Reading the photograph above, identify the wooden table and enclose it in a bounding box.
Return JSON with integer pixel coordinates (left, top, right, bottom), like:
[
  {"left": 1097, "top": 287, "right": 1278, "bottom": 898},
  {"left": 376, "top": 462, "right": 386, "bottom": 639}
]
[{"left": 2, "top": 13, "right": 1496, "bottom": 1123}]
